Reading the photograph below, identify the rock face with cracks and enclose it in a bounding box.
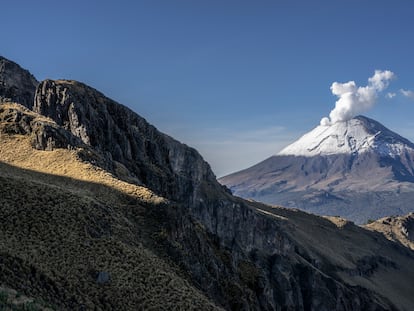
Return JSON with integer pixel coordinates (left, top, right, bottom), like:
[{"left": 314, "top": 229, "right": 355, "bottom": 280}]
[{"left": 33, "top": 79, "right": 217, "bottom": 202}]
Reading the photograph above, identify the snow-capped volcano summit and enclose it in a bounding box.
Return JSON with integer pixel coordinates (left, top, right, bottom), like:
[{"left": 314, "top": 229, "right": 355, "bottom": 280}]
[
  {"left": 220, "top": 116, "right": 414, "bottom": 224},
  {"left": 278, "top": 115, "right": 414, "bottom": 157}
]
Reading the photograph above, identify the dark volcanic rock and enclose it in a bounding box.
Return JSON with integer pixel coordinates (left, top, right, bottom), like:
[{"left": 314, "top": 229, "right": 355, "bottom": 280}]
[
  {"left": 96, "top": 271, "right": 110, "bottom": 284},
  {"left": 0, "top": 104, "right": 82, "bottom": 150},
  {"left": 0, "top": 56, "right": 38, "bottom": 109}
]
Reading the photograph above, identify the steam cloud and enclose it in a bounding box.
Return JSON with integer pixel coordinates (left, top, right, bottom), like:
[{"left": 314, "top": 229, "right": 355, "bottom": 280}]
[{"left": 320, "top": 70, "right": 395, "bottom": 126}]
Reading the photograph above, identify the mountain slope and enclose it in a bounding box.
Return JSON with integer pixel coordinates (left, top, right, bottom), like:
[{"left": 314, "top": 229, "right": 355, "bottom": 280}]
[
  {"left": 220, "top": 116, "right": 414, "bottom": 224},
  {"left": 2, "top": 57, "right": 414, "bottom": 310}
]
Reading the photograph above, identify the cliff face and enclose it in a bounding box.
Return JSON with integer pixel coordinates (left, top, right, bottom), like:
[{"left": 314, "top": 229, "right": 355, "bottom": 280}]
[
  {"left": 33, "top": 79, "right": 218, "bottom": 201},
  {"left": 0, "top": 56, "right": 38, "bottom": 109},
  {"left": 1, "top": 57, "right": 414, "bottom": 310}
]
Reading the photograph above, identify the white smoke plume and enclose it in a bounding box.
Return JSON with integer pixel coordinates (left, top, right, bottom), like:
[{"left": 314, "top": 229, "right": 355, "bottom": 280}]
[{"left": 320, "top": 70, "right": 395, "bottom": 126}]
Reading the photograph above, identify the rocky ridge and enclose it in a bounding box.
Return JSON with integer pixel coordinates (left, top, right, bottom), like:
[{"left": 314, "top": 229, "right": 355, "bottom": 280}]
[
  {"left": 32, "top": 78, "right": 217, "bottom": 202},
  {"left": 1, "top": 56, "right": 414, "bottom": 310},
  {"left": 0, "top": 56, "right": 38, "bottom": 109},
  {"left": 366, "top": 213, "right": 414, "bottom": 250}
]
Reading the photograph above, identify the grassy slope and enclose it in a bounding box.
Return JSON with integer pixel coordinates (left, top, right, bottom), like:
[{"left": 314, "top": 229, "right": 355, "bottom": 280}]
[{"left": 0, "top": 134, "right": 221, "bottom": 310}]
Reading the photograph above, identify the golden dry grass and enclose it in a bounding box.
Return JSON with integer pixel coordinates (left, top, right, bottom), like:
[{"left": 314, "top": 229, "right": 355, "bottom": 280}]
[
  {"left": 365, "top": 215, "right": 414, "bottom": 251},
  {"left": 0, "top": 134, "right": 166, "bottom": 206}
]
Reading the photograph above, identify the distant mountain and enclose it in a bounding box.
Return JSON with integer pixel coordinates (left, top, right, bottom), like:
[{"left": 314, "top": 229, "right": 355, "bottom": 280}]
[
  {"left": 278, "top": 116, "right": 414, "bottom": 159},
  {"left": 220, "top": 116, "right": 414, "bottom": 224},
  {"left": 2, "top": 56, "right": 414, "bottom": 310}
]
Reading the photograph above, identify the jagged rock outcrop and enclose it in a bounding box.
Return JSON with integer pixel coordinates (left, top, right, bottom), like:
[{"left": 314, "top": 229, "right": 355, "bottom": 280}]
[
  {"left": 0, "top": 56, "right": 38, "bottom": 108},
  {"left": 366, "top": 213, "right": 414, "bottom": 250},
  {"left": 0, "top": 103, "right": 82, "bottom": 150}
]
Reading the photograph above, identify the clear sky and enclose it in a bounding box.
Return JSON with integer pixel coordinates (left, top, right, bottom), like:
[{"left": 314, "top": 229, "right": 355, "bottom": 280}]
[{"left": 3, "top": 0, "right": 414, "bottom": 176}]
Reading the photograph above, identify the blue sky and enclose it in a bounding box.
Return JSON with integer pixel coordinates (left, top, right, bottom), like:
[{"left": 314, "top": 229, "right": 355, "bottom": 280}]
[{"left": 3, "top": 0, "right": 414, "bottom": 176}]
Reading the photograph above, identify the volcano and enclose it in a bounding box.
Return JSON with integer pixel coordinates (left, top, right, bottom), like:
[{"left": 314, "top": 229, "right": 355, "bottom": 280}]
[{"left": 220, "top": 116, "right": 414, "bottom": 224}]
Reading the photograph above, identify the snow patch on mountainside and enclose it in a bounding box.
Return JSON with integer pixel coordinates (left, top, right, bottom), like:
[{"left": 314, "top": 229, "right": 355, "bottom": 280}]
[{"left": 278, "top": 116, "right": 414, "bottom": 157}]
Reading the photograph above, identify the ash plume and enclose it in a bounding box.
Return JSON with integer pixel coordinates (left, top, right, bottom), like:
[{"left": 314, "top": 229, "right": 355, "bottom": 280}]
[{"left": 320, "top": 70, "right": 395, "bottom": 126}]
